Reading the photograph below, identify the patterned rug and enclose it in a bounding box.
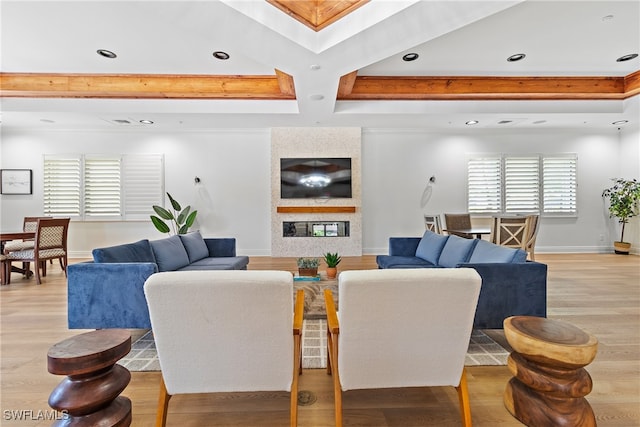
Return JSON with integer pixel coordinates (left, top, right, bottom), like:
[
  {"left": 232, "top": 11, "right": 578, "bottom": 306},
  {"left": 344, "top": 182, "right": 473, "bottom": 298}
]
[{"left": 118, "top": 320, "right": 509, "bottom": 372}]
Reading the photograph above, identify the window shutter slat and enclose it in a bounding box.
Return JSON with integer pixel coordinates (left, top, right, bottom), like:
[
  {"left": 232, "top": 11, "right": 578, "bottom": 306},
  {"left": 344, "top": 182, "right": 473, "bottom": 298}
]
[{"left": 468, "top": 157, "right": 501, "bottom": 213}]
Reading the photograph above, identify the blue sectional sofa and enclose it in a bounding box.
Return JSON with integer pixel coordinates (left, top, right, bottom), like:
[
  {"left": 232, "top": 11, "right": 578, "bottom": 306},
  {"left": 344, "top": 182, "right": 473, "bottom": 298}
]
[
  {"left": 67, "top": 231, "right": 249, "bottom": 329},
  {"left": 376, "top": 231, "right": 547, "bottom": 329}
]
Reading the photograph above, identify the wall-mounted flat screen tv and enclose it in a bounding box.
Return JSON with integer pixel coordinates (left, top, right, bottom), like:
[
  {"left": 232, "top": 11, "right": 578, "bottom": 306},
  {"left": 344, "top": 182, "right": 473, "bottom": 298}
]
[{"left": 280, "top": 158, "right": 352, "bottom": 199}]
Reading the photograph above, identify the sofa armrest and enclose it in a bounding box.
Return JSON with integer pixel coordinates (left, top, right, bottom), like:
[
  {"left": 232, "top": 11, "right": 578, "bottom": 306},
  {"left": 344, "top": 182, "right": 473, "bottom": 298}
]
[
  {"left": 204, "top": 238, "right": 237, "bottom": 257},
  {"left": 459, "top": 261, "right": 547, "bottom": 329},
  {"left": 388, "top": 237, "right": 421, "bottom": 257},
  {"left": 67, "top": 262, "right": 158, "bottom": 329}
]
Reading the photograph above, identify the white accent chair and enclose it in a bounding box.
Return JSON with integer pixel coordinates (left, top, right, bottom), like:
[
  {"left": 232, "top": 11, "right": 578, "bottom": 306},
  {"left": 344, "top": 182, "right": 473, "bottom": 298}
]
[
  {"left": 144, "top": 270, "right": 304, "bottom": 427},
  {"left": 324, "top": 268, "right": 482, "bottom": 427}
]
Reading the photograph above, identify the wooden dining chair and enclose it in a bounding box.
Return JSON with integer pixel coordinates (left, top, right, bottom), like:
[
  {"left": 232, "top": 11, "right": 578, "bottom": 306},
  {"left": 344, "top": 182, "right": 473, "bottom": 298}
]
[
  {"left": 3, "top": 216, "right": 51, "bottom": 254},
  {"left": 444, "top": 213, "right": 473, "bottom": 239},
  {"left": 490, "top": 216, "right": 529, "bottom": 250},
  {"left": 5, "top": 218, "right": 70, "bottom": 285},
  {"left": 524, "top": 214, "right": 540, "bottom": 260},
  {"left": 423, "top": 214, "right": 443, "bottom": 234}
]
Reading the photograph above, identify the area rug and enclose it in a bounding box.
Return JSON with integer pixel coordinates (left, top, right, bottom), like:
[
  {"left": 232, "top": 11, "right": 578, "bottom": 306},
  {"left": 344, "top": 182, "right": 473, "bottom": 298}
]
[{"left": 119, "top": 319, "right": 509, "bottom": 372}]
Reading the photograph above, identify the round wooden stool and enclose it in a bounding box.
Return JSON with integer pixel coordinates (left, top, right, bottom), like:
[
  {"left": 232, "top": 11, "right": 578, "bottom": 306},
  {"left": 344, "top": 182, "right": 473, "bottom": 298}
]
[
  {"left": 47, "top": 329, "right": 132, "bottom": 426},
  {"left": 503, "top": 316, "right": 598, "bottom": 427}
]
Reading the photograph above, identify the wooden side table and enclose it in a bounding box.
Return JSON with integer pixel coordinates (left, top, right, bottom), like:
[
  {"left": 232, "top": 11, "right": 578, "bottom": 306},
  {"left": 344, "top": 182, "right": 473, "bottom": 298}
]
[
  {"left": 47, "top": 329, "right": 132, "bottom": 426},
  {"left": 503, "top": 316, "right": 598, "bottom": 427}
]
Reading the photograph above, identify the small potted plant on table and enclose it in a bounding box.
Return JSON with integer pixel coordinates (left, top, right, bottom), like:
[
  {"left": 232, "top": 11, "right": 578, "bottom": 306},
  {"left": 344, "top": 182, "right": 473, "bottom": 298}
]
[
  {"left": 602, "top": 178, "right": 640, "bottom": 254},
  {"left": 297, "top": 257, "right": 320, "bottom": 277},
  {"left": 323, "top": 252, "right": 342, "bottom": 279}
]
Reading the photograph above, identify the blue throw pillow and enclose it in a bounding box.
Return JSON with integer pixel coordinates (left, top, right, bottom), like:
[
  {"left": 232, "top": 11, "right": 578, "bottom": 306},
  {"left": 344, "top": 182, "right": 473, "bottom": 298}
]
[
  {"left": 92, "top": 239, "right": 156, "bottom": 263},
  {"left": 415, "top": 230, "right": 449, "bottom": 265},
  {"left": 150, "top": 235, "right": 191, "bottom": 272},
  {"left": 468, "top": 239, "right": 523, "bottom": 263},
  {"left": 179, "top": 231, "right": 209, "bottom": 263},
  {"left": 438, "top": 235, "right": 479, "bottom": 268}
]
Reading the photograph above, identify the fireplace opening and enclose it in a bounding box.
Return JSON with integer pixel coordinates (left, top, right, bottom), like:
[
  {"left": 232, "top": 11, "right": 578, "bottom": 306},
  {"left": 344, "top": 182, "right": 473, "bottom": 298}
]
[{"left": 283, "top": 221, "right": 349, "bottom": 237}]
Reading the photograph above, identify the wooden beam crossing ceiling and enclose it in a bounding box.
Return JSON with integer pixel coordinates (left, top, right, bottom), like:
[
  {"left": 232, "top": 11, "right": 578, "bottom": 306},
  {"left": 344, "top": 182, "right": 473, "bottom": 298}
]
[
  {"left": 337, "top": 71, "right": 640, "bottom": 101},
  {"left": 1, "top": 70, "right": 638, "bottom": 101}
]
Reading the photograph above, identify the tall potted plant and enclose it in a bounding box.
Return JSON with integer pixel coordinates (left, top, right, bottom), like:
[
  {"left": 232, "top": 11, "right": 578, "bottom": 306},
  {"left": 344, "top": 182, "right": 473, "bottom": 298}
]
[
  {"left": 151, "top": 192, "right": 198, "bottom": 235},
  {"left": 602, "top": 178, "right": 640, "bottom": 254}
]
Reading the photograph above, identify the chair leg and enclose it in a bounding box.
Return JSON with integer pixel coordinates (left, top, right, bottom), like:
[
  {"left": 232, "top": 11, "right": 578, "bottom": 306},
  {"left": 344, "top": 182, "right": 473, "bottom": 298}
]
[
  {"left": 455, "top": 368, "right": 472, "bottom": 427},
  {"left": 291, "top": 333, "right": 300, "bottom": 427},
  {"left": 327, "top": 331, "right": 343, "bottom": 427},
  {"left": 326, "top": 327, "right": 332, "bottom": 375},
  {"left": 34, "top": 261, "right": 42, "bottom": 285},
  {"left": 155, "top": 376, "right": 172, "bottom": 427}
]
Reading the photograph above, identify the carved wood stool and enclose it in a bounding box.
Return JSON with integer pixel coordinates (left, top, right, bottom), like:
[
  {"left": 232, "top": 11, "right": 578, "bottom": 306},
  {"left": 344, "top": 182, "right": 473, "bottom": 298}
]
[
  {"left": 503, "top": 316, "right": 598, "bottom": 427},
  {"left": 47, "top": 329, "right": 132, "bottom": 426}
]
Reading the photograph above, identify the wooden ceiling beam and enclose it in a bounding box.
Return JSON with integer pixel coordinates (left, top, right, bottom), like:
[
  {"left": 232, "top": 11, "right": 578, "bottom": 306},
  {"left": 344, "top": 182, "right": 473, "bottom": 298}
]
[
  {"left": 337, "top": 75, "right": 638, "bottom": 101},
  {"left": 0, "top": 73, "right": 296, "bottom": 99},
  {"left": 266, "top": 0, "right": 370, "bottom": 31}
]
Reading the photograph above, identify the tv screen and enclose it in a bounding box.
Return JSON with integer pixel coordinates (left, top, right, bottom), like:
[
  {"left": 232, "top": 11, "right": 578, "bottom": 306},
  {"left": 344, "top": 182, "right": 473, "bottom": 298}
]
[{"left": 280, "top": 158, "right": 352, "bottom": 199}]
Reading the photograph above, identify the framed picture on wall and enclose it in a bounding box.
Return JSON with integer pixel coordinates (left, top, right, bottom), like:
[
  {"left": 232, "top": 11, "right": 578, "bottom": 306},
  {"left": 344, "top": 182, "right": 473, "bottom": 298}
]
[{"left": 0, "top": 169, "right": 33, "bottom": 195}]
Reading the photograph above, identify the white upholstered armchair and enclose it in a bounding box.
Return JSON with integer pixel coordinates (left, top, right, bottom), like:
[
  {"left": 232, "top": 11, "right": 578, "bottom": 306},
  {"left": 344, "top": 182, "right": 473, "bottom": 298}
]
[
  {"left": 324, "top": 268, "right": 482, "bottom": 427},
  {"left": 144, "top": 270, "right": 304, "bottom": 427}
]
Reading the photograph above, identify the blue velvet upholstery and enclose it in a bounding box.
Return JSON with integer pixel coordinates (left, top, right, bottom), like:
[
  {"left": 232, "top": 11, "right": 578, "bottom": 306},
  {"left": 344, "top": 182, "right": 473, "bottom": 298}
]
[
  {"left": 415, "top": 230, "right": 448, "bottom": 264},
  {"left": 68, "top": 236, "right": 248, "bottom": 329},
  {"left": 68, "top": 262, "right": 158, "bottom": 329},
  {"left": 92, "top": 239, "right": 156, "bottom": 263},
  {"left": 377, "top": 236, "right": 547, "bottom": 328},
  {"left": 179, "top": 231, "right": 209, "bottom": 263},
  {"left": 438, "top": 235, "right": 478, "bottom": 268},
  {"left": 467, "top": 239, "right": 526, "bottom": 263},
  {"left": 150, "top": 235, "right": 190, "bottom": 272}
]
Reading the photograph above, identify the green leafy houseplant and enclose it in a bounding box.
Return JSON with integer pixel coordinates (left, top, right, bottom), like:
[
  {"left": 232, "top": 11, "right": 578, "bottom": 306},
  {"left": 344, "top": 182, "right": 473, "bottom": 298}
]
[
  {"left": 602, "top": 178, "right": 640, "bottom": 250},
  {"left": 151, "top": 192, "right": 198, "bottom": 235},
  {"left": 297, "top": 257, "right": 320, "bottom": 277},
  {"left": 323, "top": 252, "right": 342, "bottom": 268}
]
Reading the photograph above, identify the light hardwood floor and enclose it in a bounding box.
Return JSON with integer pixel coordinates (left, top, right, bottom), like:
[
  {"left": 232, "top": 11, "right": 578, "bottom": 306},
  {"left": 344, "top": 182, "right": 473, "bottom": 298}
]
[{"left": 1, "top": 254, "right": 638, "bottom": 426}]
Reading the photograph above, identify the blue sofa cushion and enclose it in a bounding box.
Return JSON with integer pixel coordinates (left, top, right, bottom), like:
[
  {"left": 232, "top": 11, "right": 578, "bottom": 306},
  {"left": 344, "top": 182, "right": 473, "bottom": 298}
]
[
  {"left": 92, "top": 239, "right": 156, "bottom": 263},
  {"left": 415, "top": 230, "right": 449, "bottom": 264},
  {"left": 179, "top": 256, "right": 250, "bottom": 271},
  {"left": 468, "top": 239, "right": 527, "bottom": 263},
  {"left": 150, "top": 235, "right": 190, "bottom": 272},
  {"left": 375, "top": 255, "right": 436, "bottom": 269},
  {"left": 438, "top": 235, "right": 478, "bottom": 268},
  {"left": 179, "top": 231, "right": 209, "bottom": 263}
]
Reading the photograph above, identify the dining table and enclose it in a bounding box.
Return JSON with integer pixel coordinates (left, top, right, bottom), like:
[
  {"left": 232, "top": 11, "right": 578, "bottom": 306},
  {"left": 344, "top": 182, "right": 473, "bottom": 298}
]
[
  {"left": 1, "top": 231, "right": 35, "bottom": 284},
  {"left": 444, "top": 227, "right": 492, "bottom": 239}
]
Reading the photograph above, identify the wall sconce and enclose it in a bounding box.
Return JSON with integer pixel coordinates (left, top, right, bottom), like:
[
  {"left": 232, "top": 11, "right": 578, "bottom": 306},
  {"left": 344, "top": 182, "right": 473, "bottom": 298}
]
[{"left": 194, "top": 177, "right": 201, "bottom": 184}]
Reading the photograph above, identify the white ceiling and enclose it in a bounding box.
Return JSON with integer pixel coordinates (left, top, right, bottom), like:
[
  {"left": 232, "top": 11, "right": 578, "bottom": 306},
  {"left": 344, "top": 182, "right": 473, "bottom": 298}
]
[{"left": 1, "top": 0, "right": 639, "bottom": 131}]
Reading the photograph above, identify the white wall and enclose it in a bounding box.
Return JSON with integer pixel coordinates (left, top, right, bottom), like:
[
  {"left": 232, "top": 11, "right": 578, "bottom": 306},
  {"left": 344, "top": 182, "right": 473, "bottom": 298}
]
[{"left": 1, "top": 125, "right": 637, "bottom": 256}]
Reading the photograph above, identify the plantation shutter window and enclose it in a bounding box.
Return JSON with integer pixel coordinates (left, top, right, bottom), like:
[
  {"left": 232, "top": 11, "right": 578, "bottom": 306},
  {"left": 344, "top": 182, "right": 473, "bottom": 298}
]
[
  {"left": 467, "top": 153, "right": 577, "bottom": 217},
  {"left": 123, "top": 154, "right": 164, "bottom": 220},
  {"left": 43, "top": 154, "right": 164, "bottom": 221},
  {"left": 504, "top": 157, "right": 540, "bottom": 214},
  {"left": 467, "top": 157, "right": 501, "bottom": 214},
  {"left": 84, "top": 156, "right": 122, "bottom": 218},
  {"left": 542, "top": 155, "right": 577, "bottom": 215},
  {"left": 44, "top": 156, "right": 82, "bottom": 217}
]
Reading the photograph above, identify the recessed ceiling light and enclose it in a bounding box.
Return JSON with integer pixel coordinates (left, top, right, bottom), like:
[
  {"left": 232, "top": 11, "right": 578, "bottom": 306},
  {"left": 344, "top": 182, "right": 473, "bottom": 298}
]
[
  {"left": 466, "top": 120, "right": 479, "bottom": 125},
  {"left": 310, "top": 64, "right": 321, "bottom": 71},
  {"left": 402, "top": 53, "right": 419, "bottom": 62},
  {"left": 616, "top": 53, "right": 638, "bottom": 62},
  {"left": 309, "top": 94, "right": 324, "bottom": 101},
  {"left": 612, "top": 120, "right": 628, "bottom": 125},
  {"left": 212, "top": 51, "right": 230, "bottom": 60},
  {"left": 40, "top": 119, "right": 55, "bottom": 123},
  {"left": 498, "top": 120, "right": 513, "bottom": 125},
  {"left": 97, "top": 49, "right": 117, "bottom": 59},
  {"left": 507, "top": 53, "right": 526, "bottom": 62},
  {"left": 602, "top": 14, "right": 614, "bottom": 21},
  {"left": 533, "top": 120, "right": 547, "bottom": 125},
  {"left": 139, "top": 120, "right": 154, "bottom": 124}
]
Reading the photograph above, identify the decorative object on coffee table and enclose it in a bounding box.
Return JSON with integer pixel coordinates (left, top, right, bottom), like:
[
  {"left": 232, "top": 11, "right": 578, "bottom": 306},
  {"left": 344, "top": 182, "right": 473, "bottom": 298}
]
[
  {"left": 602, "top": 178, "right": 640, "bottom": 254},
  {"left": 323, "top": 252, "right": 341, "bottom": 279},
  {"left": 503, "top": 316, "right": 598, "bottom": 427},
  {"left": 297, "top": 257, "right": 320, "bottom": 277},
  {"left": 47, "top": 329, "right": 132, "bottom": 426}
]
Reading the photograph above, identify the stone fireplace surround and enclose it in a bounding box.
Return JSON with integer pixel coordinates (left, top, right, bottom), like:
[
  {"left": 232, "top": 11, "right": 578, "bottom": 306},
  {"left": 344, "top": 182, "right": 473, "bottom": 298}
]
[{"left": 271, "top": 128, "right": 362, "bottom": 257}]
